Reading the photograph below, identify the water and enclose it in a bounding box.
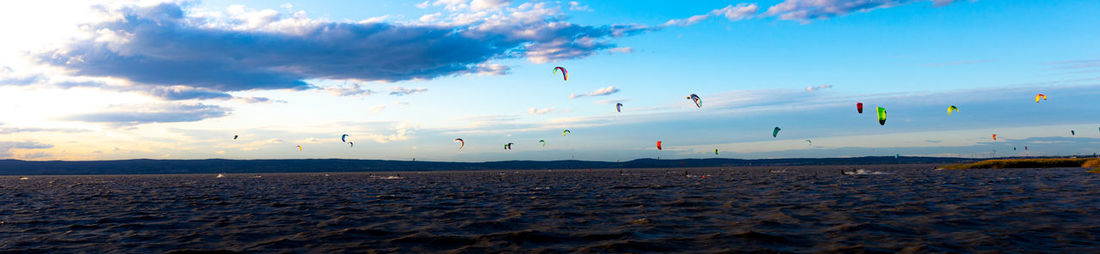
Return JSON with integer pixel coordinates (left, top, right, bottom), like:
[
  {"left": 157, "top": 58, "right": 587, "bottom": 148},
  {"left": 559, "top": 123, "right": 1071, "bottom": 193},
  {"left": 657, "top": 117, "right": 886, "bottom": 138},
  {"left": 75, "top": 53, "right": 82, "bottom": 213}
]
[{"left": 2, "top": 165, "right": 1098, "bottom": 252}]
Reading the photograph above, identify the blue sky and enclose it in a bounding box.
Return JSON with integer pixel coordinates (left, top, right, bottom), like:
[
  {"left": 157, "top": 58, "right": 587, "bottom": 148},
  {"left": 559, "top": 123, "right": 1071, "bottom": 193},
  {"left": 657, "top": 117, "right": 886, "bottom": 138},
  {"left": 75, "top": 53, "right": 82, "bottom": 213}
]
[{"left": 0, "top": 0, "right": 1098, "bottom": 161}]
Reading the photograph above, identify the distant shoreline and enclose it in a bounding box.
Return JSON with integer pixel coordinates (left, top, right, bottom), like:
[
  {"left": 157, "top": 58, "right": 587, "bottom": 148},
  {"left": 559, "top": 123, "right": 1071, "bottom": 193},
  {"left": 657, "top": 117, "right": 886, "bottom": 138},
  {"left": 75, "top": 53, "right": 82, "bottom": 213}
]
[
  {"left": 0, "top": 156, "right": 987, "bottom": 176},
  {"left": 939, "top": 157, "right": 1100, "bottom": 171}
]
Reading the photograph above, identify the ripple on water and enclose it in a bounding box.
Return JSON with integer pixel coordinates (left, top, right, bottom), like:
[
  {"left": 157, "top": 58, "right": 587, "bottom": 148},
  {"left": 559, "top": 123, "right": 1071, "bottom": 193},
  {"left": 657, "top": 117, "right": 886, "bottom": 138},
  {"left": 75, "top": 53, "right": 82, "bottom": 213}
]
[{"left": 0, "top": 166, "right": 1098, "bottom": 252}]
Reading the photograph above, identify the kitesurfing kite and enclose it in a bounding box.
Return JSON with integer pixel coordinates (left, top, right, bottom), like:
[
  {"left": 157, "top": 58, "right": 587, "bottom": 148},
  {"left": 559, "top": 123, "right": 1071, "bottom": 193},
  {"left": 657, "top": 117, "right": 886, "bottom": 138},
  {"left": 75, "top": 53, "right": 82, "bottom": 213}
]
[
  {"left": 454, "top": 138, "right": 465, "bottom": 151},
  {"left": 1071, "top": 130, "right": 1076, "bottom": 136},
  {"left": 616, "top": 103, "right": 623, "bottom": 112},
  {"left": 233, "top": 135, "right": 238, "bottom": 140},
  {"left": 772, "top": 127, "right": 781, "bottom": 138},
  {"left": 948, "top": 105, "right": 959, "bottom": 116},
  {"left": 1035, "top": 94, "right": 1047, "bottom": 103},
  {"left": 349, "top": 142, "right": 354, "bottom": 148},
  {"left": 539, "top": 139, "right": 546, "bottom": 147},
  {"left": 856, "top": 102, "right": 863, "bottom": 114},
  {"left": 562, "top": 130, "right": 571, "bottom": 136},
  {"left": 877, "top": 107, "right": 887, "bottom": 125},
  {"left": 686, "top": 94, "right": 702, "bottom": 108},
  {"left": 504, "top": 143, "right": 514, "bottom": 150},
  {"left": 992, "top": 134, "right": 997, "bottom": 141},
  {"left": 715, "top": 148, "right": 719, "bottom": 155},
  {"left": 805, "top": 139, "right": 812, "bottom": 146},
  {"left": 656, "top": 141, "right": 663, "bottom": 150},
  {"left": 341, "top": 134, "right": 350, "bottom": 143},
  {"left": 296, "top": 145, "right": 303, "bottom": 151},
  {"left": 553, "top": 66, "right": 568, "bottom": 81}
]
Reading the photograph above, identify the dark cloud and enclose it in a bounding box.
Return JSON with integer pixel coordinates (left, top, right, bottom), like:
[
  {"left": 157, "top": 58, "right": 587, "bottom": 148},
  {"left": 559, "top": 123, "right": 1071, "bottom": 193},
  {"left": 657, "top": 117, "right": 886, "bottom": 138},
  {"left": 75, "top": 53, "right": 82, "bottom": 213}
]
[
  {"left": 144, "top": 86, "right": 233, "bottom": 100},
  {"left": 65, "top": 103, "right": 230, "bottom": 125},
  {"left": 39, "top": 2, "right": 646, "bottom": 94},
  {"left": 0, "top": 141, "right": 53, "bottom": 158}
]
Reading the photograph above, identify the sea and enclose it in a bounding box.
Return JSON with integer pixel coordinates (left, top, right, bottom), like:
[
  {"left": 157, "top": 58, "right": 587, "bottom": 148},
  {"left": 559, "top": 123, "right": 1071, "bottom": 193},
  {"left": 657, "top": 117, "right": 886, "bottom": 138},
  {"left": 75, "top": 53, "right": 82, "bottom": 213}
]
[{"left": 2, "top": 164, "right": 1098, "bottom": 253}]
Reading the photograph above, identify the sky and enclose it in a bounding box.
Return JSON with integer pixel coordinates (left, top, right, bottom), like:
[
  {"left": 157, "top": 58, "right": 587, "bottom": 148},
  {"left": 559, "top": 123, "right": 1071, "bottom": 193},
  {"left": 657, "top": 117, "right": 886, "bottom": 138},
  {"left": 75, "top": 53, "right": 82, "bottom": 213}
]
[{"left": 0, "top": 0, "right": 1098, "bottom": 161}]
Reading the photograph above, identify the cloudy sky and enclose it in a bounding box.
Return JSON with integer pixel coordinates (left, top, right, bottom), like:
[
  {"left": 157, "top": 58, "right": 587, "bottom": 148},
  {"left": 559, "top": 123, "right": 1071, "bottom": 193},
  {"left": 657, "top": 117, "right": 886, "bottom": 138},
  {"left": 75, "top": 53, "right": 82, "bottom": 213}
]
[{"left": 0, "top": 0, "right": 1098, "bottom": 161}]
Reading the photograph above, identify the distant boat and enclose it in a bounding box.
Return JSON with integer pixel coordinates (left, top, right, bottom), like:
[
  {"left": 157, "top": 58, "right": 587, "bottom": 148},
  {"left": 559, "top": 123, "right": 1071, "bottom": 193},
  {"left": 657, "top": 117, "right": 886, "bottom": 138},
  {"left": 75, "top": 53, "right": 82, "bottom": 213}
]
[{"left": 216, "top": 174, "right": 224, "bottom": 178}]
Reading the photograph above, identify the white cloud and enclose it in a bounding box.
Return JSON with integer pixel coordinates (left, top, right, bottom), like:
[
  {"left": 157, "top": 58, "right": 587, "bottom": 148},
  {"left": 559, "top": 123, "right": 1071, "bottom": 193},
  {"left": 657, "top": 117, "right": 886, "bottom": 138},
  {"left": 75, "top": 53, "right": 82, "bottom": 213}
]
[
  {"left": 805, "top": 84, "right": 833, "bottom": 92},
  {"left": 663, "top": 3, "right": 758, "bottom": 27},
  {"left": 608, "top": 47, "right": 633, "bottom": 54},
  {"left": 324, "top": 83, "right": 375, "bottom": 97},
  {"left": 569, "top": 1, "right": 593, "bottom": 12},
  {"left": 389, "top": 87, "right": 428, "bottom": 96},
  {"left": 763, "top": 0, "right": 951, "bottom": 22},
  {"left": 470, "top": 0, "right": 511, "bottom": 11},
  {"left": 711, "top": 3, "right": 759, "bottom": 21},
  {"left": 528, "top": 107, "right": 556, "bottom": 115},
  {"left": 570, "top": 86, "right": 620, "bottom": 99}
]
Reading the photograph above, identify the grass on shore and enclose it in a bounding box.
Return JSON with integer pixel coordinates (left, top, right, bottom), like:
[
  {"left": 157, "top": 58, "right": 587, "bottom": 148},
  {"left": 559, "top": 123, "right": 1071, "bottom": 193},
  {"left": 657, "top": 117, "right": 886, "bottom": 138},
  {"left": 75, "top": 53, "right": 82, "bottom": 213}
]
[{"left": 940, "top": 158, "right": 1100, "bottom": 170}]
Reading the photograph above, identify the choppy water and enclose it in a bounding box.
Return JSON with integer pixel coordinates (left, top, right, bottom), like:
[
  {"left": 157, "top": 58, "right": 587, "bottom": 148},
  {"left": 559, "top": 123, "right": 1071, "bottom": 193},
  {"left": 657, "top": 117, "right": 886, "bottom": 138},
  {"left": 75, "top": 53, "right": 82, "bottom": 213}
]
[{"left": 2, "top": 165, "right": 1098, "bottom": 253}]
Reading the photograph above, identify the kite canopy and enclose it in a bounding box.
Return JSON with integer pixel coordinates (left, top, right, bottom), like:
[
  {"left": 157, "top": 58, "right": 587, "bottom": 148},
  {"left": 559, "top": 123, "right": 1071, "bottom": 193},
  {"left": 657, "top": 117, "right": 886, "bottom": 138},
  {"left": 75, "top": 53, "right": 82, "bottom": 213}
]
[
  {"left": 876, "top": 107, "right": 887, "bottom": 125},
  {"left": 656, "top": 141, "right": 663, "bottom": 150},
  {"left": 562, "top": 130, "right": 571, "bottom": 136},
  {"left": 341, "top": 134, "right": 350, "bottom": 143},
  {"left": 505, "top": 143, "right": 514, "bottom": 150},
  {"left": 553, "top": 67, "right": 568, "bottom": 81},
  {"left": 616, "top": 103, "right": 623, "bottom": 112},
  {"left": 1071, "top": 130, "right": 1075, "bottom": 136},
  {"left": 296, "top": 145, "right": 302, "bottom": 151},
  {"left": 772, "top": 127, "right": 781, "bottom": 138},
  {"left": 454, "top": 138, "right": 465, "bottom": 150},
  {"left": 539, "top": 139, "right": 546, "bottom": 147},
  {"left": 686, "top": 94, "right": 702, "bottom": 108},
  {"left": 233, "top": 135, "right": 238, "bottom": 140},
  {"left": 1035, "top": 94, "right": 1047, "bottom": 103},
  {"left": 947, "top": 105, "right": 959, "bottom": 115},
  {"left": 349, "top": 142, "right": 354, "bottom": 148},
  {"left": 856, "top": 102, "right": 863, "bottom": 114},
  {"left": 992, "top": 134, "right": 997, "bottom": 141}
]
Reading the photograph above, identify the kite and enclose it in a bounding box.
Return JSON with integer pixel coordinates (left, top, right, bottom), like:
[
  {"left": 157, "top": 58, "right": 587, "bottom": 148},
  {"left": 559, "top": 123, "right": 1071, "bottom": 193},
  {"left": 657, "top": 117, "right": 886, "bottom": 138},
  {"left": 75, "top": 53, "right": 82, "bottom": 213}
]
[
  {"left": 296, "top": 145, "right": 302, "bottom": 151},
  {"left": 877, "top": 107, "right": 887, "bottom": 125},
  {"left": 772, "top": 127, "right": 781, "bottom": 138},
  {"left": 554, "top": 66, "right": 568, "bottom": 81},
  {"left": 349, "top": 142, "right": 354, "bottom": 148},
  {"left": 505, "top": 143, "right": 514, "bottom": 150},
  {"left": 948, "top": 105, "right": 959, "bottom": 116},
  {"left": 805, "top": 139, "right": 812, "bottom": 146},
  {"left": 616, "top": 103, "right": 623, "bottom": 112},
  {"left": 539, "top": 139, "right": 546, "bottom": 147},
  {"left": 992, "top": 134, "right": 997, "bottom": 141},
  {"left": 656, "top": 141, "right": 663, "bottom": 150},
  {"left": 1035, "top": 94, "right": 1047, "bottom": 103},
  {"left": 563, "top": 130, "right": 571, "bottom": 136},
  {"left": 715, "top": 148, "right": 719, "bottom": 155},
  {"left": 454, "top": 138, "right": 465, "bottom": 151},
  {"left": 233, "top": 135, "right": 238, "bottom": 140},
  {"left": 341, "top": 134, "right": 350, "bottom": 143},
  {"left": 686, "top": 94, "right": 702, "bottom": 108},
  {"left": 856, "top": 102, "right": 863, "bottom": 114},
  {"left": 1071, "top": 130, "right": 1076, "bottom": 136}
]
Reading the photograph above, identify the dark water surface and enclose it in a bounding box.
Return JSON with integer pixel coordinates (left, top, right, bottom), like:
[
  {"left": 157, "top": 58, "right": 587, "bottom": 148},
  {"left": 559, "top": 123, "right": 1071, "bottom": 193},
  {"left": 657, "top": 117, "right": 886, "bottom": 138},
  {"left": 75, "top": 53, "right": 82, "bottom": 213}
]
[{"left": 2, "top": 165, "right": 1098, "bottom": 253}]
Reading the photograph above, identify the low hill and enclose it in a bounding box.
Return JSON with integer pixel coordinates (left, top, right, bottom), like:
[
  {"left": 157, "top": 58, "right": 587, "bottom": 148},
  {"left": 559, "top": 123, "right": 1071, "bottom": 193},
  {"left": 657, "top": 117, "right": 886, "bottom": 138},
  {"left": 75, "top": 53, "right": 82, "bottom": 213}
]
[{"left": 0, "top": 156, "right": 977, "bottom": 175}]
